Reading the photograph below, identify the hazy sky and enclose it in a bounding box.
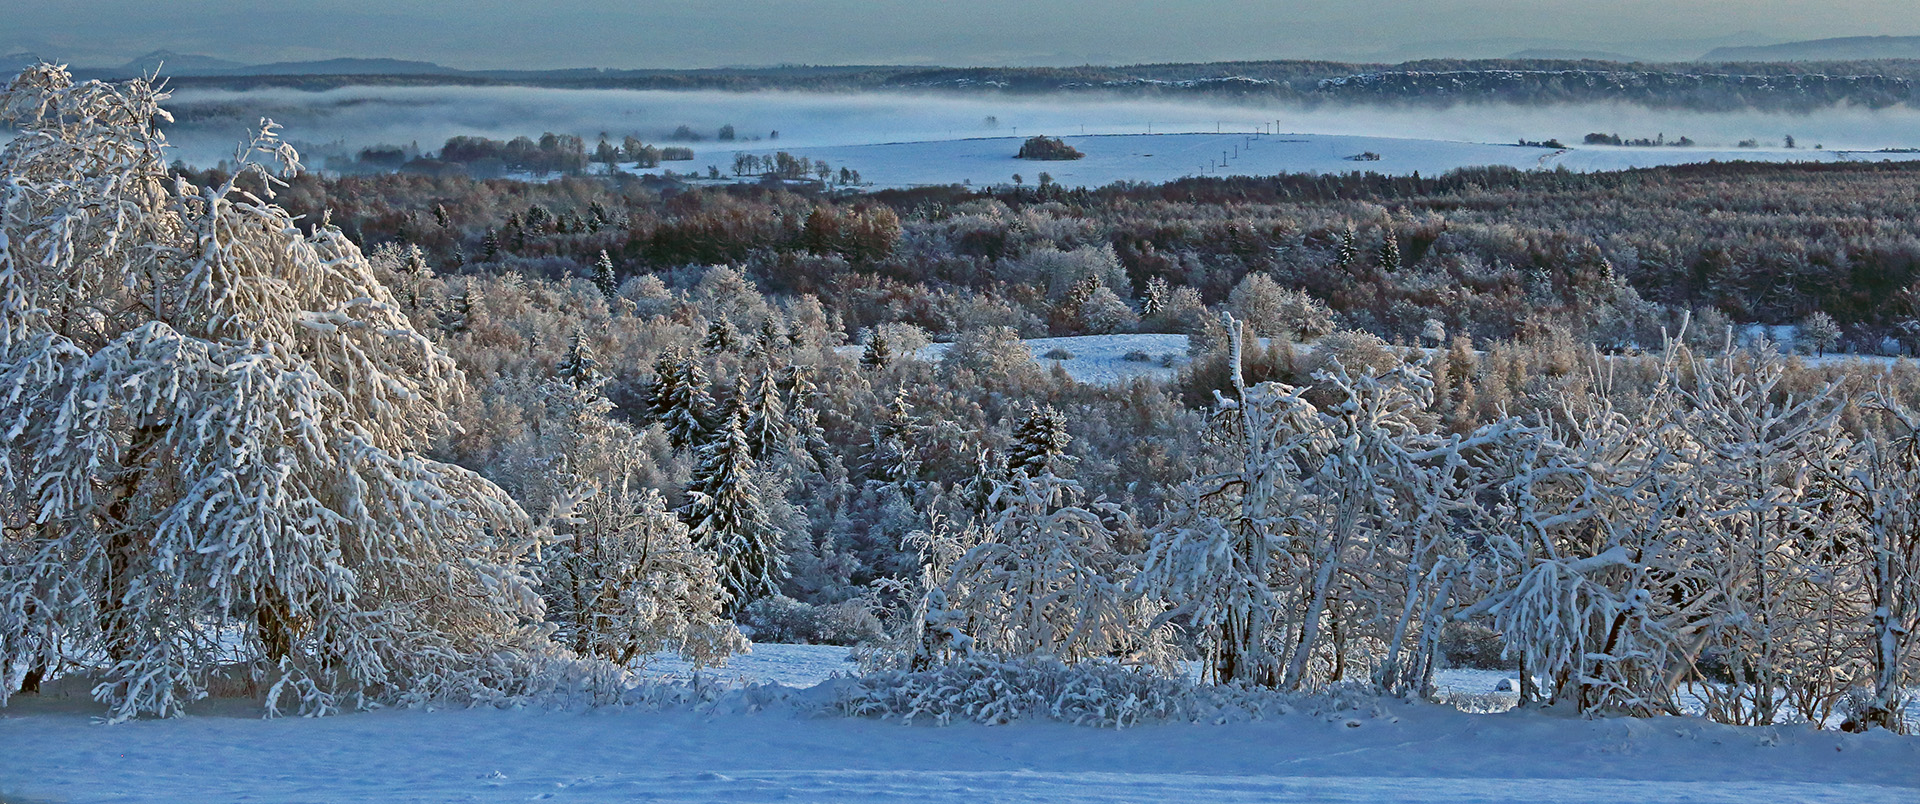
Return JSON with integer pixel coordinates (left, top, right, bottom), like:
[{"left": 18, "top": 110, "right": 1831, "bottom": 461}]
[{"left": 3, "top": 1, "right": 1914, "bottom": 69}]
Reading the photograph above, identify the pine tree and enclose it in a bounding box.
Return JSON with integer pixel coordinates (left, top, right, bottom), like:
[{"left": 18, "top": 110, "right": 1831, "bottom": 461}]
[
  {"left": 557, "top": 330, "right": 602, "bottom": 388},
  {"left": 682, "top": 408, "right": 787, "bottom": 614},
  {"left": 481, "top": 227, "right": 501, "bottom": 261},
  {"left": 756, "top": 316, "right": 786, "bottom": 357},
  {"left": 784, "top": 364, "right": 828, "bottom": 468},
  {"left": 702, "top": 319, "right": 742, "bottom": 353},
  {"left": 1336, "top": 223, "right": 1360, "bottom": 267},
  {"left": 592, "top": 250, "right": 619, "bottom": 303},
  {"left": 1007, "top": 404, "right": 1072, "bottom": 477},
  {"left": 1142, "top": 276, "right": 1170, "bottom": 317},
  {"left": 1379, "top": 230, "right": 1402, "bottom": 271},
  {"left": 867, "top": 388, "right": 922, "bottom": 485},
  {"left": 648, "top": 348, "right": 712, "bottom": 450},
  {"left": 439, "top": 288, "right": 472, "bottom": 334},
  {"left": 743, "top": 366, "right": 791, "bottom": 459},
  {"left": 861, "top": 328, "right": 892, "bottom": 370}
]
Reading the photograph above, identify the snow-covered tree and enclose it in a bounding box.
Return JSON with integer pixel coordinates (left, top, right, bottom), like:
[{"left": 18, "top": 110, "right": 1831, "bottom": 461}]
[
  {"left": 1828, "top": 394, "right": 1920, "bottom": 733},
  {"left": 742, "top": 365, "right": 790, "bottom": 460},
  {"left": 866, "top": 388, "right": 923, "bottom": 486},
  {"left": 0, "top": 66, "right": 555, "bottom": 719},
  {"left": 1138, "top": 314, "right": 1520, "bottom": 690},
  {"left": 648, "top": 348, "right": 711, "bottom": 450},
  {"left": 1800, "top": 311, "right": 1840, "bottom": 356},
  {"left": 860, "top": 327, "right": 892, "bottom": 370},
  {"left": 527, "top": 381, "right": 742, "bottom": 668},
  {"left": 556, "top": 330, "right": 602, "bottom": 388},
  {"left": 1006, "top": 404, "right": 1072, "bottom": 478},
  {"left": 683, "top": 408, "right": 787, "bottom": 614},
  {"left": 591, "top": 250, "right": 618, "bottom": 303},
  {"left": 943, "top": 470, "right": 1160, "bottom": 665}
]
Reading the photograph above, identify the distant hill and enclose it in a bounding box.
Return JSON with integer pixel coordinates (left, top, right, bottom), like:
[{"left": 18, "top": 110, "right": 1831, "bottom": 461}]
[
  {"left": 120, "top": 50, "right": 247, "bottom": 76},
  {"left": 1702, "top": 36, "right": 1920, "bottom": 62},
  {"left": 238, "top": 58, "right": 455, "bottom": 76},
  {"left": 1506, "top": 49, "right": 1639, "bottom": 62},
  {"left": 64, "top": 53, "right": 461, "bottom": 79},
  {"left": 2, "top": 52, "right": 48, "bottom": 73}
]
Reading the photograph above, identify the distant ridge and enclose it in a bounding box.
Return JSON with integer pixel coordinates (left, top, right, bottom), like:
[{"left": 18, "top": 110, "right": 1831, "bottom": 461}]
[
  {"left": 1702, "top": 36, "right": 1920, "bottom": 62},
  {"left": 66, "top": 53, "right": 461, "bottom": 79},
  {"left": 121, "top": 50, "right": 247, "bottom": 76},
  {"left": 1505, "top": 49, "right": 1638, "bottom": 62}
]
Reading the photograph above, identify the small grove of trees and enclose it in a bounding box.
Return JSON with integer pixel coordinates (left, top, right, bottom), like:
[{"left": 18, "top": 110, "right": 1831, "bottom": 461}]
[
  {"left": 1016, "top": 136, "right": 1085, "bottom": 161},
  {"left": 440, "top": 133, "right": 588, "bottom": 175},
  {"left": 892, "top": 316, "right": 1920, "bottom": 731}
]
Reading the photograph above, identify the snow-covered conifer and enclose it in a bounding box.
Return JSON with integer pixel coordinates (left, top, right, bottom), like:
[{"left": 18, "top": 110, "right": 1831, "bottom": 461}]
[
  {"left": 861, "top": 327, "right": 892, "bottom": 370},
  {"left": 866, "top": 388, "right": 922, "bottom": 485},
  {"left": 743, "top": 366, "right": 791, "bottom": 459},
  {"left": 556, "top": 330, "right": 602, "bottom": 388},
  {"left": 1006, "top": 404, "right": 1072, "bottom": 477},
  {"left": 648, "top": 348, "right": 711, "bottom": 450},
  {"left": 592, "top": 250, "right": 618, "bottom": 303},
  {"left": 683, "top": 408, "right": 787, "bottom": 613}
]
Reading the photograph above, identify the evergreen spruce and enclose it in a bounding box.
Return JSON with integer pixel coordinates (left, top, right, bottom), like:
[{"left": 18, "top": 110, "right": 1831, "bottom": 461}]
[
  {"left": 703, "top": 319, "right": 743, "bottom": 353},
  {"left": 867, "top": 388, "right": 923, "bottom": 485},
  {"left": 1379, "top": 231, "right": 1403, "bottom": 271},
  {"left": 743, "top": 366, "right": 791, "bottom": 459},
  {"left": 481, "top": 228, "right": 501, "bottom": 261},
  {"left": 439, "top": 289, "right": 472, "bottom": 334},
  {"left": 1007, "top": 404, "right": 1073, "bottom": 477},
  {"left": 1336, "top": 223, "right": 1360, "bottom": 267},
  {"left": 861, "top": 328, "right": 893, "bottom": 370},
  {"left": 592, "top": 250, "right": 619, "bottom": 302},
  {"left": 682, "top": 408, "right": 787, "bottom": 614},
  {"left": 1142, "top": 276, "right": 1169, "bottom": 317},
  {"left": 648, "top": 348, "right": 712, "bottom": 449},
  {"left": 557, "top": 330, "right": 602, "bottom": 388}
]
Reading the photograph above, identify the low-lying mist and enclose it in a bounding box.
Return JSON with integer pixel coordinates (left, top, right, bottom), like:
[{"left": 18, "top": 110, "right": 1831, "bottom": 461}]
[{"left": 121, "top": 84, "right": 1920, "bottom": 167}]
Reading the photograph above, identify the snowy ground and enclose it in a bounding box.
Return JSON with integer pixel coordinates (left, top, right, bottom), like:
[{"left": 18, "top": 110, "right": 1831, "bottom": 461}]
[
  {"left": 4, "top": 645, "right": 1916, "bottom": 804},
  {"left": 645, "top": 132, "right": 1920, "bottom": 190},
  {"left": 838, "top": 333, "right": 1192, "bottom": 385}
]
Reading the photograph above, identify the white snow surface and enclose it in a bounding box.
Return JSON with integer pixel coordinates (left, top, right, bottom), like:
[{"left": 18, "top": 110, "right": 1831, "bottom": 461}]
[
  {"left": 841, "top": 333, "right": 1192, "bottom": 384},
  {"left": 5, "top": 644, "right": 1917, "bottom": 803}
]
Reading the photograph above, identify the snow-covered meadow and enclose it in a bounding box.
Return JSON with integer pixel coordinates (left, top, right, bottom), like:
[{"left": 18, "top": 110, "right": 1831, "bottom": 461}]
[
  {"left": 678, "top": 132, "right": 1920, "bottom": 189},
  {"left": 4, "top": 644, "right": 1917, "bottom": 804},
  {"left": 146, "top": 84, "right": 1920, "bottom": 186}
]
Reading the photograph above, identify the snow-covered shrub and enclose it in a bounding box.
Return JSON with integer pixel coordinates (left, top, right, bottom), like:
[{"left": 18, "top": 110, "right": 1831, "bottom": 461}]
[
  {"left": 740, "top": 595, "right": 883, "bottom": 646},
  {"left": 838, "top": 656, "right": 1395, "bottom": 728},
  {"left": 839, "top": 656, "right": 1187, "bottom": 727},
  {"left": 1043, "top": 347, "right": 1075, "bottom": 360}
]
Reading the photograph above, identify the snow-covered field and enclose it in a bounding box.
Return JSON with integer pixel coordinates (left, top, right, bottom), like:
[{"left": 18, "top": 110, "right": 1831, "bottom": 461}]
[
  {"left": 680, "top": 132, "right": 1920, "bottom": 189},
  {"left": 135, "top": 83, "right": 1920, "bottom": 186},
  {"left": 4, "top": 644, "right": 1917, "bottom": 804}
]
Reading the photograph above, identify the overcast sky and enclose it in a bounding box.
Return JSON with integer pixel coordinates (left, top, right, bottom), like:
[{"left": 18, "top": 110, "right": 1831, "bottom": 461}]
[{"left": 2, "top": 1, "right": 1912, "bottom": 69}]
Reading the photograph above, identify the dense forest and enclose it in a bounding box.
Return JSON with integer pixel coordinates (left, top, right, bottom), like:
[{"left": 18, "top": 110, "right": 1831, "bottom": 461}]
[{"left": 5, "top": 65, "right": 1920, "bottom": 733}]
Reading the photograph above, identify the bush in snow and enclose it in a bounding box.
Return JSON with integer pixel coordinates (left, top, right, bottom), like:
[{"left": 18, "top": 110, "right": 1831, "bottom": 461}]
[
  {"left": 839, "top": 656, "right": 1394, "bottom": 728},
  {"left": 740, "top": 595, "right": 884, "bottom": 646}
]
